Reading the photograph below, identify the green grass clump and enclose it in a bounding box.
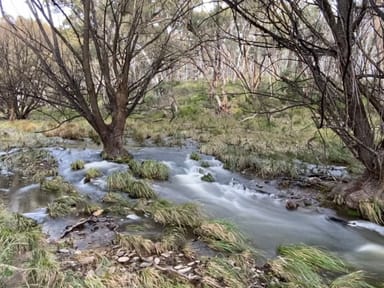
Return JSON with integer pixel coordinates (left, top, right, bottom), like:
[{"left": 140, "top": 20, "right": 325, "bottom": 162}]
[
  {"left": 200, "top": 161, "right": 210, "bottom": 168},
  {"left": 84, "top": 168, "right": 101, "bottom": 182},
  {"left": 204, "top": 257, "right": 247, "bottom": 288},
  {"left": 107, "top": 171, "right": 132, "bottom": 191},
  {"left": 107, "top": 171, "right": 157, "bottom": 199},
  {"left": 136, "top": 199, "right": 202, "bottom": 229},
  {"left": 270, "top": 244, "right": 374, "bottom": 288},
  {"left": 201, "top": 173, "right": 215, "bottom": 182},
  {"left": 47, "top": 194, "right": 97, "bottom": 218},
  {"left": 358, "top": 199, "right": 383, "bottom": 225},
  {"left": 40, "top": 176, "right": 77, "bottom": 194},
  {"left": 117, "top": 234, "right": 155, "bottom": 256},
  {"left": 129, "top": 159, "right": 169, "bottom": 181},
  {"left": 195, "top": 220, "right": 247, "bottom": 253},
  {"left": 71, "top": 159, "right": 85, "bottom": 170},
  {"left": 127, "top": 179, "right": 157, "bottom": 199},
  {"left": 190, "top": 151, "right": 201, "bottom": 161}
]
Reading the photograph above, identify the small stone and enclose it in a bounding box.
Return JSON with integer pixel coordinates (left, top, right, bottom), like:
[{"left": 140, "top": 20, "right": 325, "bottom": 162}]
[
  {"left": 74, "top": 250, "right": 82, "bottom": 255},
  {"left": 174, "top": 264, "right": 184, "bottom": 270},
  {"left": 132, "top": 256, "right": 140, "bottom": 261},
  {"left": 78, "top": 256, "right": 96, "bottom": 265},
  {"left": 139, "top": 262, "right": 152, "bottom": 268},
  {"left": 142, "top": 256, "right": 153, "bottom": 262},
  {"left": 92, "top": 209, "right": 104, "bottom": 217},
  {"left": 178, "top": 253, "right": 184, "bottom": 257},
  {"left": 187, "top": 261, "right": 195, "bottom": 266},
  {"left": 117, "top": 256, "right": 130, "bottom": 263},
  {"left": 286, "top": 199, "right": 299, "bottom": 210},
  {"left": 154, "top": 257, "right": 160, "bottom": 265},
  {"left": 161, "top": 252, "right": 171, "bottom": 258},
  {"left": 58, "top": 248, "right": 70, "bottom": 253},
  {"left": 116, "top": 250, "right": 126, "bottom": 257},
  {"left": 178, "top": 267, "right": 192, "bottom": 274}
]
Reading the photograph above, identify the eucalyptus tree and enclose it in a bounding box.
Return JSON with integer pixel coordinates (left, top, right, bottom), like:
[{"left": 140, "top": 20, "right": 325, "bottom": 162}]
[
  {"left": 0, "top": 18, "right": 45, "bottom": 120},
  {"left": 1, "top": 0, "right": 194, "bottom": 158},
  {"left": 222, "top": 0, "right": 384, "bottom": 207}
]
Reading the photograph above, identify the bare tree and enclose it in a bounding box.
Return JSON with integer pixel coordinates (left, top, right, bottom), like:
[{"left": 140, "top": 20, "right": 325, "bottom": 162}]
[
  {"left": 1, "top": 0, "right": 193, "bottom": 158},
  {"left": 222, "top": 0, "right": 384, "bottom": 209},
  {"left": 0, "top": 18, "right": 45, "bottom": 120}
]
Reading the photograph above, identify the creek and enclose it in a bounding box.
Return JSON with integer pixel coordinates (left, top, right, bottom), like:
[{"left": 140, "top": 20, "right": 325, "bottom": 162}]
[{"left": 1, "top": 145, "right": 384, "bottom": 279}]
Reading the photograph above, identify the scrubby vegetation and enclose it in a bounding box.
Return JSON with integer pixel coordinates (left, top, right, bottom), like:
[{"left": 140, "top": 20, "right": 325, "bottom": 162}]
[
  {"left": 70, "top": 159, "right": 85, "bottom": 170},
  {"left": 270, "top": 244, "right": 375, "bottom": 288},
  {"left": 84, "top": 168, "right": 102, "bottom": 182},
  {"left": 129, "top": 159, "right": 169, "bottom": 181},
  {"left": 107, "top": 171, "right": 157, "bottom": 199},
  {"left": 201, "top": 173, "right": 215, "bottom": 183}
]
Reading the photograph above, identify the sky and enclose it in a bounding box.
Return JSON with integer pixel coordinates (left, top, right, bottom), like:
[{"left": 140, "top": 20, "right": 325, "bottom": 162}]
[{"left": 1, "top": 0, "right": 33, "bottom": 18}]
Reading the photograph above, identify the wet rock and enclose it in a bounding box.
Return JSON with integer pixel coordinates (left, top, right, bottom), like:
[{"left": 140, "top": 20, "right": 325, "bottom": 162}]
[
  {"left": 117, "top": 256, "right": 130, "bottom": 263},
  {"left": 58, "top": 248, "right": 70, "bottom": 254},
  {"left": 161, "top": 252, "right": 171, "bottom": 257},
  {"left": 174, "top": 264, "right": 184, "bottom": 270},
  {"left": 154, "top": 257, "right": 160, "bottom": 265},
  {"left": 116, "top": 249, "right": 126, "bottom": 257},
  {"left": 286, "top": 199, "right": 299, "bottom": 210}
]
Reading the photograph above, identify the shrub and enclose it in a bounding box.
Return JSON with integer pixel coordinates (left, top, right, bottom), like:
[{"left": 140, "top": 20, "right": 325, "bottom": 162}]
[
  {"left": 201, "top": 173, "right": 215, "bottom": 182},
  {"left": 190, "top": 151, "right": 201, "bottom": 161}
]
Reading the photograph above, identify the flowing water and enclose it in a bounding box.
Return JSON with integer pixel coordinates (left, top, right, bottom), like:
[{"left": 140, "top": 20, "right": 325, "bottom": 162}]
[{"left": 1, "top": 146, "right": 384, "bottom": 278}]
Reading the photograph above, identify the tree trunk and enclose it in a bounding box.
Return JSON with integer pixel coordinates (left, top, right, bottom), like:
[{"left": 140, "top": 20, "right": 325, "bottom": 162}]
[{"left": 99, "top": 123, "right": 131, "bottom": 160}]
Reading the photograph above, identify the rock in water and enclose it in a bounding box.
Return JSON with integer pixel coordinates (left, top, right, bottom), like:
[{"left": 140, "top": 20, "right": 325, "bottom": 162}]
[{"left": 286, "top": 199, "right": 298, "bottom": 210}]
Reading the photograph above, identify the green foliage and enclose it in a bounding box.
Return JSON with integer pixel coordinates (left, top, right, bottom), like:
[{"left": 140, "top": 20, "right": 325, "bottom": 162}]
[
  {"left": 136, "top": 199, "right": 203, "bottom": 229},
  {"left": 107, "top": 171, "right": 157, "bottom": 199},
  {"left": 47, "top": 194, "right": 97, "bottom": 218},
  {"left": 129, "top": 159, "right": 169, "bottom": 181},
  {"left": 41, "top": 176, "right": 77, "bottom": 194},
  {"left": 71, "top": 159, "right": 85, "bottom": 170},
  {"left": 190, "top": 151, "right": 201, "bottom": 161},
  {"left": 201, "top": 173, "right": 215, "bottom": 182},
  {"left": 200, "top": 161, "right": 210, "bottom": 168},
  {"left": 358, "top": 199, "right": 384, "bottom": 225},
  {"left": 84, "top": 168, "right": 102, "bottom": 182},
  {"left": 204, "top": 257, "right": 247, "bottom": 288},
  {"left": 195, "top": 220, "right": 247, "bottom": 253},
  {"left": 270, "top": 244, "right": 374, "bottom": 288}
]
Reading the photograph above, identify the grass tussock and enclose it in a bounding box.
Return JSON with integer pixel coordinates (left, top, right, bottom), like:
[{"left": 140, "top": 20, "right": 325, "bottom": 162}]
[
  {"left": 330, "top": 271, "right": 375, "bottom": 288},
  {"left": 1, "top": 148, "right": 58, "bottom": 181},
  {"left": 85, "top": 168, "right": 102, "bottom": 182},
  {"left": 41, "top": 176, "right": 77, "bottom": 194},
  {"left": 204, "top": 257, "right": 247, "bottom": 288},
  {"left": 44, "top": 121, "right": 93, "bottom": 140},
  {"left": 107, "top": 171, "right": 157, "bottom": 199},
  {"left": 71, "top": 159, "right": 85, "bottom": 170},
  {"left": 358, "top": 199, "right": 383, "bottom": 225},
  {"left": 201, "top": 173, "right": 215, "bottom": 182},
  {"left": 47, "top": 194, "right": 98, "bottom": 218},
  {"left": 129, "top": 159, "right": 169, "bottom": 181},
  {"left": 117, "top": 234, "right": 156, "bottom": 256},
  {"left": 136, "top": 199, "right": 203, "bottom": 229},
  {"left": 190, "top": 151, "right": 201, "bottom": 161},
  {"left": 270, "top": 244, "right": 374, "bottom": 288},
  {"left": 195, "top": 220, "right": 247, "bottom": 253}
]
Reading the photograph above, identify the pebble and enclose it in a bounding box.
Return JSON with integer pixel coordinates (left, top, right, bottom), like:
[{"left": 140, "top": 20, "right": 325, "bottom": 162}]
[
  {"left": 154, "top": 257, "right": 160, "bottom": 265},
  {"left": 132, "top": 256, "right": 140, "bottom": 261},
  {"left": 117, "top": 256, "right": 130, "bottom": 263},
  {"left": 142, "top": 256, "right": 153, "bottom": 262},
  {"left": 58, "top": 248, "right": 70, "bottom": 253},
  {"left": 187, "top": 261, "right": 195, "bottom": 266},
  {"left": 174, "top": 264, "right": 184, "bottom": 270},
  {"left": 161, "top": 252, "right": 171, "bottom": 257},
  {"left": 116, "top": 250, "right": 126, "bottom": 257},
  {"left": 139, "top": 262, "right": 152, "bottom": 268},
  {"left": 178, "top": 267, "right": 192, "bottom": 274}
]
